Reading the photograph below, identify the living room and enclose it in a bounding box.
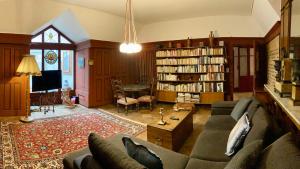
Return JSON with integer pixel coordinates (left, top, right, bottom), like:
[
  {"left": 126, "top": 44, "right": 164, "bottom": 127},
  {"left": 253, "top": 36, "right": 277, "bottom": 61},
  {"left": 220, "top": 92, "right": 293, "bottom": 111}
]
[{"left": 0, "top": 0, "right": 299, "bottom": 168}]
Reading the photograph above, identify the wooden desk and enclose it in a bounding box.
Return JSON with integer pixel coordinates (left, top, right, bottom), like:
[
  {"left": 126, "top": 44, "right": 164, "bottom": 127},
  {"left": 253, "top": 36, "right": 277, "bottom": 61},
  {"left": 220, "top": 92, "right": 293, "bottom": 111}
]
[{"left": 147, "top": 111, "right": 193, "bottom": 151}]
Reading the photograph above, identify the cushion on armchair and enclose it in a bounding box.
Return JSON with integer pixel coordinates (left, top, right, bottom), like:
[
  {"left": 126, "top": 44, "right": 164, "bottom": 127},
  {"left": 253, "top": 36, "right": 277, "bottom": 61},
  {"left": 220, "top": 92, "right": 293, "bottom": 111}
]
[
  {"left": 224, "top": 140, "right": 263, "bottom": 169},
  {"left": 122, "top": 137, "right": 163, "bottom": 169},
  {"left": 225, "top": 113, "right": 251, "bottom": 156},
  {"left": 88, "top": 133, "right": 146, "bottom": 169}
]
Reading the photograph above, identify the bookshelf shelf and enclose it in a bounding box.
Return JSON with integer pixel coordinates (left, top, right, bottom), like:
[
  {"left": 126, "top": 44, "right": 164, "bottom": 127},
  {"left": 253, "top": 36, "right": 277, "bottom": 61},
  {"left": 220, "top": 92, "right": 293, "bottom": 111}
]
[
  {"left": 157, "top": 72, "right": 224, "bottom": 74},
  {"left": 158, "top": 80, "right": 226, "bottom": 83},
  {"left": 156, "top": 46, "right": 226, "bottom": 104}
]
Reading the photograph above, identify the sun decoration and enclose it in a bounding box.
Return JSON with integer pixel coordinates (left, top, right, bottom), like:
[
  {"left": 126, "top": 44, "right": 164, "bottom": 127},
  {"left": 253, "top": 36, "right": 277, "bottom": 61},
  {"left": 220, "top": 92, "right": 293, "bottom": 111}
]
[{"left": 45, "top": 51, "right": 58, "bottom": 64}]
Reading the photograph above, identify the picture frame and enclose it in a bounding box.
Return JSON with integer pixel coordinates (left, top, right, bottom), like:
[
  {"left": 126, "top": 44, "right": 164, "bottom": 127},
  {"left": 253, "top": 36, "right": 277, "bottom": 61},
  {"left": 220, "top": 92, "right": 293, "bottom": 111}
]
[{"left": 78, "top": 56, "right": 85, "bottom": 69}]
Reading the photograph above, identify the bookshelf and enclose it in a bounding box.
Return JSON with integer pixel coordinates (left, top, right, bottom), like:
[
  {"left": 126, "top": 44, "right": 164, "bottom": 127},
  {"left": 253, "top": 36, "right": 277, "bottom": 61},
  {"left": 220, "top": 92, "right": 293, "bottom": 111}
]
[{"left": 156, "top": 47, "right": 225, "bottom": 104}]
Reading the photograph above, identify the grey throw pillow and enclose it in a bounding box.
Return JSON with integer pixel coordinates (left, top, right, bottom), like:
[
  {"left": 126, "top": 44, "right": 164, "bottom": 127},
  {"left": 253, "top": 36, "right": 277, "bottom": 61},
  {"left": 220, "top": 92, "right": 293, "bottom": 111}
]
[
  {"left": 88, "top": 133, "right": 146, "bottom": 169},
  {"left": 231, "top": 98, "right": 252, "bottom": 121},
  {"left": 225, "top": 140, "right": 263, "bottom": 169},
  {"left": 225, "top": 113, "right": 251, "bottom": 156},
  {"left": 122, "top": 137, "right": 163, "bottom": 169}
]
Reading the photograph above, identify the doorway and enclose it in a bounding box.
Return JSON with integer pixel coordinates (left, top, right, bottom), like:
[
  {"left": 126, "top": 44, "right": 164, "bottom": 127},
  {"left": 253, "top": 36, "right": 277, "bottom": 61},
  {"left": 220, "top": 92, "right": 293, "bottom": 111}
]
[{"left": 233, "top": 47, "right": 255, "bottom": 92}]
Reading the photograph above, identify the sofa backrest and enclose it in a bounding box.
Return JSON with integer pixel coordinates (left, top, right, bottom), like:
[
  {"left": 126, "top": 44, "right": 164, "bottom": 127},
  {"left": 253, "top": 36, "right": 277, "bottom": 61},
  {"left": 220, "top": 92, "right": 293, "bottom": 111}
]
[
  {"left": 257, "top": 132, "right": 300, "bottom": 169},
  {"left": 243, "top": 107, "right": 271, "bottom": 146},
  {"left": 246, "top": 97, "right": 261, "bottom": 119}
]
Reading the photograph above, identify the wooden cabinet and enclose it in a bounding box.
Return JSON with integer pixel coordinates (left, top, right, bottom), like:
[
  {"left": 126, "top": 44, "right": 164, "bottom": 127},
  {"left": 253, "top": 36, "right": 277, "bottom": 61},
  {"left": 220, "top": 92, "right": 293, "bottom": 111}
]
[
  {"left": 147, "top": 111, "right": 193, "bottom": 151},
  {"left": 157, "top": 90, "right": 177, "bottom": 102},
  {"left": 200, "top": 92, "right": 224, "bottom": 104}
]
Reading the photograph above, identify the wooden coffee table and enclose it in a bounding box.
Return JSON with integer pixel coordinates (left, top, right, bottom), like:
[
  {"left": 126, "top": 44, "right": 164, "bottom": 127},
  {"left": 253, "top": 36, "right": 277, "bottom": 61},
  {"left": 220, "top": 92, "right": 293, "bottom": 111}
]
[{"left": 147, "top": 110, "right": 193, "bottom": 151}]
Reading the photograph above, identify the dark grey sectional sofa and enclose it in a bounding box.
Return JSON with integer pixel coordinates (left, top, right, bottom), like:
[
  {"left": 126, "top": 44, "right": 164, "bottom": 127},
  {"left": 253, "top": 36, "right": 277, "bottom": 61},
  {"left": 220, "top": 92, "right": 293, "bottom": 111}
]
[{"left": 63, "top": 97, "right": 300, "bottom": 169}]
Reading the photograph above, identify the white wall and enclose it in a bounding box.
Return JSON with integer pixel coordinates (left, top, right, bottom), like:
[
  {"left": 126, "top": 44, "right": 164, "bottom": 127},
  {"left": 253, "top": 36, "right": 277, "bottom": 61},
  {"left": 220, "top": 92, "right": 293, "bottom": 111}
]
[
  {"left": 252, "top": 0, "right": 280, "bottom": 36},
  {"left": 138, "top": 15, "right": 264, "bottom": 43},
  {"left": 291, "top": 14, "right": 300, "bottom": 37}
]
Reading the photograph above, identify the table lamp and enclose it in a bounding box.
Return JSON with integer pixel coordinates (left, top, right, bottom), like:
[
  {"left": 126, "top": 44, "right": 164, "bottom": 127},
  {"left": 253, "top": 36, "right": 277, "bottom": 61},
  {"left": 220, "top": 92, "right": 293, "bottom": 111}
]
[{"left": 16, "top": 54, "right": 41, "bottom": 122}]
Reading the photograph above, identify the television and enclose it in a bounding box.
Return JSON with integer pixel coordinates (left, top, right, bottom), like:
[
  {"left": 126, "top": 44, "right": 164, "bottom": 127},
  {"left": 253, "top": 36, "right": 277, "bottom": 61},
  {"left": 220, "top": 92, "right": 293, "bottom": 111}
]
[{"left": 32, "top": 70, "right": 62, "bottom": 92}]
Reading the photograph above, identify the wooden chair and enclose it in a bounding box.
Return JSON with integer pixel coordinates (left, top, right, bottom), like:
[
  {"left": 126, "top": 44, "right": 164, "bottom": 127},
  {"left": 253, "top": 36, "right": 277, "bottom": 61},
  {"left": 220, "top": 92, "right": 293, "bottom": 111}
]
[
  {"left": 111, "top": 80, "right": 139, "bottom": 114},
  {"left": 137, "top": 78, "right": 156, "bottom": 110}
]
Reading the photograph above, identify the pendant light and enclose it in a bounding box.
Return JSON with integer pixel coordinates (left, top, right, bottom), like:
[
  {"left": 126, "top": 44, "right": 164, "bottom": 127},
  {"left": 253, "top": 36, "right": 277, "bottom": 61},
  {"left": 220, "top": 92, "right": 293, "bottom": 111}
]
[{"left": 120, "top": 0, "right": 142, "bottom": 53}]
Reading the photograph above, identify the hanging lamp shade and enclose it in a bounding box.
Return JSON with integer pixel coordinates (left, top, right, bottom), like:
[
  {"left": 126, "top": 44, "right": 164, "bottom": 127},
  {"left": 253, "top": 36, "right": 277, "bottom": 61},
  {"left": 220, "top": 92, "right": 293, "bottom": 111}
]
[
  {"left": 120, "top": 0, "right": 142, "bottom": 54},
  {"left": 16, "top": 55, "right": 42, "bottom": 76}
]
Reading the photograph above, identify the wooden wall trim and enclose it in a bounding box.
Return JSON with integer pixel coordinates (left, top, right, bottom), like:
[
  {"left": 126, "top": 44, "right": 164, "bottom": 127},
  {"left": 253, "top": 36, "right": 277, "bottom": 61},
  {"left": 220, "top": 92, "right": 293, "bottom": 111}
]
[
  {"left": 0, "top": 33, "right": 32, "bottom": 45},
  {"left": 265, "top": 21, "right": 281, "bottom": 43},
  {"left": 77, "top": 39, "right": 119, "bottom": 50}
]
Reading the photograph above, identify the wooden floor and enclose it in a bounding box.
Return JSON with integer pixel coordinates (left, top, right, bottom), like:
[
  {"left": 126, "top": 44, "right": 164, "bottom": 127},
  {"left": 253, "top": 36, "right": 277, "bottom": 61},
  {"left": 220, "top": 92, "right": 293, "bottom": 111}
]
[{"left": 99, "top": 103, "right": 211, "bottom": 155}]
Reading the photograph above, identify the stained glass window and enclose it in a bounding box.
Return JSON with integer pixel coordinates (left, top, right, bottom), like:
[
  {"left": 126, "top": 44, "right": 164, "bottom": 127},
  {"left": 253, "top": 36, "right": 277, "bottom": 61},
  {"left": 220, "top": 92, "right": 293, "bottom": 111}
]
[
  {"left": 44, "top": 28, "right": 59, "bottom": 43},
  {"left": 32, "top": 34, "right": 42, "bottom": 43},
  {"left": 30, "top": 26, "right": 75, "bottom": 91},
  {"left": 60, "top": 36, "right": 71, "bottom": 44},
  {"left": 61, "top": 50, "right": 74, "bottom": 89}
]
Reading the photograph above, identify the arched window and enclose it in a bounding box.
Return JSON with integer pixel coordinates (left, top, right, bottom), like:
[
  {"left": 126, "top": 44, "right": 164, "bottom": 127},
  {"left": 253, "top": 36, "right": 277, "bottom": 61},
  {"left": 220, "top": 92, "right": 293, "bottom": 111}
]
[{"left": 30, "top": 26, "right": 76, "bottom": 91}]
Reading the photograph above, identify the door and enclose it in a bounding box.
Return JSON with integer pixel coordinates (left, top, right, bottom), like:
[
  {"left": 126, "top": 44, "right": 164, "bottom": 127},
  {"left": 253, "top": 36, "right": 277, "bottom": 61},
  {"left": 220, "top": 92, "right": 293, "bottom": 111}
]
[{"left": 234, "top": 47, "right": 255, "bottom": 92}]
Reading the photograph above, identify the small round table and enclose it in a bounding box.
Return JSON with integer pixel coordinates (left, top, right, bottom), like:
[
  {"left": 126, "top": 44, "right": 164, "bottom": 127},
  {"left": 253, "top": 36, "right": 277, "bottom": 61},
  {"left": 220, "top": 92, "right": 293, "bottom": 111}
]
[{"left": 123, "top": 84, "right": 150, "bottom": 98}]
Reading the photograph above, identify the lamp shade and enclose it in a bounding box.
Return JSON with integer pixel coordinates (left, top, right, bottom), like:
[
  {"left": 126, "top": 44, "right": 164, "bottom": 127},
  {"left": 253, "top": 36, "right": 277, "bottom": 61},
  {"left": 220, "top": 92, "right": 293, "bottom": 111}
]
[{"left": 16, "top": 55, "right": 41, "bottom": 76}]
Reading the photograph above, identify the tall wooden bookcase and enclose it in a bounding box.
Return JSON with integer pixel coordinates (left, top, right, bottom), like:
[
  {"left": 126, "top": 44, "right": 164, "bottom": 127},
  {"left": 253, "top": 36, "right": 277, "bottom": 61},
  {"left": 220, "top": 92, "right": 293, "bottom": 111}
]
[{"left": 156, "top": 47, "right": 225, "bottom": 104}]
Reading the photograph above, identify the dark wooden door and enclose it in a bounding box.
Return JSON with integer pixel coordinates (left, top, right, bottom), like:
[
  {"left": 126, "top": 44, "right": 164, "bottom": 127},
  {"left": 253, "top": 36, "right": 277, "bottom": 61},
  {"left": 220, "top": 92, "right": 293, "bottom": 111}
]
[{"left": 234, "top": 47, "right": 255, "bottom": 92}]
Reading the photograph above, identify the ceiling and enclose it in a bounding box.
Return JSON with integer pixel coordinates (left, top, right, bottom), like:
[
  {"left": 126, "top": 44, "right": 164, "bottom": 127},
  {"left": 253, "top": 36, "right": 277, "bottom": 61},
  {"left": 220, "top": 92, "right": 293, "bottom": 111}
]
[{"left": 52, "top": 0, "right": 255, "bottom": 23}]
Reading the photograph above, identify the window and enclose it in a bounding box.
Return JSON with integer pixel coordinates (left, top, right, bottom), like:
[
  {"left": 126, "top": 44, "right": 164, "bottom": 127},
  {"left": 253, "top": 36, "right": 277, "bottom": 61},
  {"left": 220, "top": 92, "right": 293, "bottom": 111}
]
[{"left": 30, "top": 26, "right": 75, "bottom": 91}]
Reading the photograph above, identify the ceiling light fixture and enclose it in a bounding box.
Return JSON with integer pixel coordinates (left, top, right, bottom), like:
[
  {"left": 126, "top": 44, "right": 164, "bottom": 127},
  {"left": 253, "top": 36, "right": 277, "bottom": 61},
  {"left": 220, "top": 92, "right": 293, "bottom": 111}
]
[{"left": 120, "top": 0, "right": 142, "bottom": 54}]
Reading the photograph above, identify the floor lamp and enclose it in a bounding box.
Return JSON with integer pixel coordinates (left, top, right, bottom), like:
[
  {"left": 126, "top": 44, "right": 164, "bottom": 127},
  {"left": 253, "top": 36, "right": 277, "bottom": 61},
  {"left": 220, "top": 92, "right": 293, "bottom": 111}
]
[{"left": 16, "top": 55, "right": 41, "bottom": 123}]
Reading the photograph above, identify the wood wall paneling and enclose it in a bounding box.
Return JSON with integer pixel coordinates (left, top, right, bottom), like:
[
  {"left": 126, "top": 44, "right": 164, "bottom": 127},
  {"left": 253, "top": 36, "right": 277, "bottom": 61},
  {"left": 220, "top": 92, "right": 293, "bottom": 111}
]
[{"left": 0, "top": 34, "right": 31, "bottom": 116}]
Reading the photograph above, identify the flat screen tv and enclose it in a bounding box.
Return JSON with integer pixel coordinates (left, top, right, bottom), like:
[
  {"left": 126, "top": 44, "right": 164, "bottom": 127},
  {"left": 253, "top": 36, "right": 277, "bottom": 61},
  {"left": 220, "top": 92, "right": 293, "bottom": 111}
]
[{"left": 32, "top": 70, "right": 62, "bottom": 92}]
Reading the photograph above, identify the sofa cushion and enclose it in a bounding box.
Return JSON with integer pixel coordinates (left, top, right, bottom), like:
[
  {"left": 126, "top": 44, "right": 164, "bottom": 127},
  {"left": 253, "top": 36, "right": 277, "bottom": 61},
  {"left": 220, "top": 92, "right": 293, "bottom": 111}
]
[
  {"left": 88, "top": 133, "right": 146, "bottom": 169},
  {"left": 122, "top": 137, "right": 163, "bottom": 169},
  {"left": 211, "top": 101, "right": 238, "bottom": 116},
  {"left": 190, "top": 130, "right": 232, "bottom": 162},
  {"left": 225, "top": 113, "right": 251, "bottom": 156},
  {"left": 109, "top": 134, "right": 189, "bottom": 169},
  {"left": 258, "top": 132, "right": 300, "bottom": 169},
  {"left": 230, "top": 98, "right": 252, "bottom": 121},
  {"left": 80, "top": 155, "right": 104, "bottom": 169},
  {"left": 224, "top": 140, "right": 263, "bottom": 169},
  {"left": 246, "top": 97, "right": 261, "bottom": 119},
  {"left": 63, "top": 148, "right": 91, "bottom": 169},
  {"left": 204, "top": 115, "right": 236, "bottom": 131},
  {"left": 243, "top": 107, "right": 271, "bottom": 146},
  {"left": 185, "top": 158, "right": 227, "bottom": 169}
]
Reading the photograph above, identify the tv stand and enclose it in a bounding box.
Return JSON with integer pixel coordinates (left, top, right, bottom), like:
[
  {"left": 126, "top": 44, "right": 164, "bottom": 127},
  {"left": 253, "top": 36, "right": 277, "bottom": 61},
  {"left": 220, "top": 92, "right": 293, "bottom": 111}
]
[{"left": 38, "top": 90, "right": 58, "bottom": 114}]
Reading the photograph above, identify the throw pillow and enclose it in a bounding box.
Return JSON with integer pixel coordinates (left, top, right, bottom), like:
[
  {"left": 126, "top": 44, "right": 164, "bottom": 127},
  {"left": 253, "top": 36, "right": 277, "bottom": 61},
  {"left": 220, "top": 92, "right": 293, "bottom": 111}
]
[
  {"left": 231, "top": 97, "right": 252, "bottom": 121},
  {"left": 225, "top": 113, "right": 251, "bottom": 156},
  {"left": 224, "top": 140, "right": 263, "bottom": 169},
  {"left": 88, "top": 133, "right": 146, "bottom": 169},
  {"left": 122, "top": 136, "right": 163, "bottom": 169}
]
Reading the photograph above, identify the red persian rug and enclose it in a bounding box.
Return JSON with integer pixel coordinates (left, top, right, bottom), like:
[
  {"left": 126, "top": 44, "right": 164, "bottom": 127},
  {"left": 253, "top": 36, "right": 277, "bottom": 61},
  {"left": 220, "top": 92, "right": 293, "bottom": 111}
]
[{"left": 0, "top": 107, "right": 145, "bottom": 168}]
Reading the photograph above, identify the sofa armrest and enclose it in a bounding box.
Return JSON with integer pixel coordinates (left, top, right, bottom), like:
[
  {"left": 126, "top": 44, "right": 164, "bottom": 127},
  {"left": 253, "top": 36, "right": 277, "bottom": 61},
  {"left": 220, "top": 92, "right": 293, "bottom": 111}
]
[
  {"left": 63, "top": 148, "right": 91, "bottom": 169},
  {"left": 211, "top": 101, "right": 238, "bottom": 116},
  {"left": 80, "top": 155, "right": 104, "bottom": 169}
]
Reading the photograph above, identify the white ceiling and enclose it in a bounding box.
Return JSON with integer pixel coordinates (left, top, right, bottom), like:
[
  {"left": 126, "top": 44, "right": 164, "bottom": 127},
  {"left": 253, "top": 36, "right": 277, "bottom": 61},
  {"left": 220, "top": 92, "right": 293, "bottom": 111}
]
[{"left": 52, "top": 0, "right": 255, "bottom": 23}]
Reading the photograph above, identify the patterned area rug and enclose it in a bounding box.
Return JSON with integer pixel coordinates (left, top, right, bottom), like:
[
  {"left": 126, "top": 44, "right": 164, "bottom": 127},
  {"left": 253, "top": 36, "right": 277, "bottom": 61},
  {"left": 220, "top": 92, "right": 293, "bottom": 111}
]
[{"left": 0, "top": 106, "right": 145, "bottom": 168}]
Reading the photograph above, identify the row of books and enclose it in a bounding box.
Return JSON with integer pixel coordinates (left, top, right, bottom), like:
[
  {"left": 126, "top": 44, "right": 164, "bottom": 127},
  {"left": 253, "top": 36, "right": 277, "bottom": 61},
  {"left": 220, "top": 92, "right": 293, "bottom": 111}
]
[
  {"left": 157, "top": 82, "right": 224, "bottom": 92},
  {"left": 157, "top": 74, "right": 178, "bottom": 81},
  {"left": 156, "top": 47, "right": 224, "bottom": 57},
  {"left": 156, "top": 57, "right": 225, "bottom": 65},
  {"left": 156, "top": 65, "right": 225, "bottom": 73},
  {"left": 199, "top": 73, "right": 225, "bottom": 81},
  {"left": 177, "top": 93, "right": 200, "bottom": 103}
]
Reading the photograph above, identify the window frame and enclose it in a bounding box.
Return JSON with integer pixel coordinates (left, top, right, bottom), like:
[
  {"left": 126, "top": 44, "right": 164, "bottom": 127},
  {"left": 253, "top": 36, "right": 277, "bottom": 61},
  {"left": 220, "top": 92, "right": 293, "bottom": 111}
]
[{"left": 30, "top": 25, "right": 76, "bottom": 90}]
